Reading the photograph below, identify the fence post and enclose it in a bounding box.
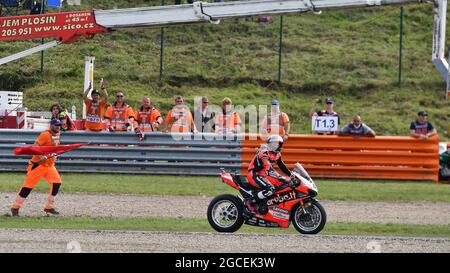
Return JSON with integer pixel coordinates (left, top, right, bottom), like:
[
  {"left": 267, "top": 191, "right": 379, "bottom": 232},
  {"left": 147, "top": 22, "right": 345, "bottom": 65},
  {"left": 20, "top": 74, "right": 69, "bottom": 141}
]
[
  {"left": 159, "top": 0, "right": 165, "bottom": 81},
  {"left": 398, "top": 6, "right": 404, "bottom": 87},
  {"left": 40, "top": 0, "right": 46, "bottom": 81},
  {"left": 277, "top": 15, "right": 284, "bottom": 84}
]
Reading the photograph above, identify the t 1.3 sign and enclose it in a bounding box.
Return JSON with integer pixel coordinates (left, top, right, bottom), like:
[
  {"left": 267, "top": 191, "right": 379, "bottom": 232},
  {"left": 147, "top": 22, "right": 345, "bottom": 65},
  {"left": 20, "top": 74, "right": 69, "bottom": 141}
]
[{"left": 312, "top": 116, "right": 338, "bottom": 133}]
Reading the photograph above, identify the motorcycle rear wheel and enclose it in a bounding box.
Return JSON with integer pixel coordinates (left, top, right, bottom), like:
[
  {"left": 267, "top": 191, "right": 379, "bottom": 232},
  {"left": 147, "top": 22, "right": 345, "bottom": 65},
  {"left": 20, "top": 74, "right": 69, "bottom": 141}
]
[
  {"left": 291, "top": 199, "right": 326, "bottom": 235},
  {"left": 207, "top": 194, "right": 244, "bottom": 233}
]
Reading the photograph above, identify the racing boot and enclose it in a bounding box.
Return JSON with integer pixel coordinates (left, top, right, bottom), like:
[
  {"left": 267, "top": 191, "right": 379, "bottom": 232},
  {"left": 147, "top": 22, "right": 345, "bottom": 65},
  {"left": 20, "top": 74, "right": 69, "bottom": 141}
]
[
  {"left": 10, "top": 207, "right": 19, "bottom": 217},
  {"left": 257, "top": 189, "right": 274, "bottom": 201},
  {"left": 245, "top": 198, "right": 256, "bottom": 214},
  {"left": 44, "top": 208, "right": 61, "bottom": 216}
]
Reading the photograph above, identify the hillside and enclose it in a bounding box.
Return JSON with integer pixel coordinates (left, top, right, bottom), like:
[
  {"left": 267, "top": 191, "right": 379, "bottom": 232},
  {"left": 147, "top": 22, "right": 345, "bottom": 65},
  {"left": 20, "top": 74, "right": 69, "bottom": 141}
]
[{"left": 0, "top": 0, "right": 448, "bottom": 140}]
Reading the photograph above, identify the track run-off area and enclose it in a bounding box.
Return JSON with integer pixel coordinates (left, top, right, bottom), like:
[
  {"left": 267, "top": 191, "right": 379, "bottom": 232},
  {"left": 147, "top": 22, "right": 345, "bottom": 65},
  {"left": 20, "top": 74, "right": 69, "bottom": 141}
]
[
  {"left": 0, "top": 192, "right": 449, "bottom": 252},
  {"left": 1, "top": 192, "right": 450, "bottom": 225},
  {"left": 0, "top": 229, "right": 448, "bottom": 253}
]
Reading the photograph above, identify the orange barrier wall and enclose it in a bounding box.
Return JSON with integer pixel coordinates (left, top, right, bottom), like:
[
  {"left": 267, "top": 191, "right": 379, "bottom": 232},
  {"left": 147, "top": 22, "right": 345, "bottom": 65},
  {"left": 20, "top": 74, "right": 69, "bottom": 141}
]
[{"left": 242, "top": 134, "right": 440, "bottom": 182}]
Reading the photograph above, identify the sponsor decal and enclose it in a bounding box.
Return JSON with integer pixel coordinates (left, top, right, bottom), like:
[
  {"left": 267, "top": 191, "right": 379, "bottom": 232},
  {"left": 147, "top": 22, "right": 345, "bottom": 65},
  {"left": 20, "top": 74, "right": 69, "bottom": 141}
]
[
  {"left": 266, "top": 191, "right": 297, "bottom": 206},
  {"left": 271, "top": 206, "right": 289, "bottom": 214},
  {"left": 269, "top": 210, "right": 289, "bottom": 220},
  {"left": 246, "top": 218, "right": 279, "bottom": 227}
]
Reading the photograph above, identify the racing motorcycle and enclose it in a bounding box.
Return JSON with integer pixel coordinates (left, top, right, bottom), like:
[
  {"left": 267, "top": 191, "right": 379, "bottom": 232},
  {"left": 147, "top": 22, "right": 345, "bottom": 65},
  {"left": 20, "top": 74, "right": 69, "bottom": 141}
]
[{"left": 207, "top": 163, "right": 326, "bottom": 234}]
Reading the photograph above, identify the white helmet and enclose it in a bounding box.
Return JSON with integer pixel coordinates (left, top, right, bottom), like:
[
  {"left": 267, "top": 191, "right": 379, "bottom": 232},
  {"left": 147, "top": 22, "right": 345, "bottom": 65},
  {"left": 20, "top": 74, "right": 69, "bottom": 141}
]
[{"left": 267, "top": 135, "right": 284, "bottom": 152}]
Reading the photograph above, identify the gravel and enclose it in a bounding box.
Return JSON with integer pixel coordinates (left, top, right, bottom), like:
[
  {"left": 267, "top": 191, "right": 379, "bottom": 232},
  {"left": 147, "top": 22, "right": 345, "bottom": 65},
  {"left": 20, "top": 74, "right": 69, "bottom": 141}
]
[
  {"left": 1, "top": 192, "right": 450, "bottom": 225},
  {"left": 0, "top": 229, "right": 448, "bottom": 253}
]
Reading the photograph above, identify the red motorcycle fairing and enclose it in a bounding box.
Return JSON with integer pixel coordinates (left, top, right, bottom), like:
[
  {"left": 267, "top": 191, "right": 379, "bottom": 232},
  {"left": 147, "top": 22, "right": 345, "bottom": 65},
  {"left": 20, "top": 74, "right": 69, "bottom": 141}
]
[
  {"left": 220, "top": 173, "right": 239, "bottom": 190},
  {"left": 220, "top": 172, "right": 312, "bottom": 229},
  {"left": 246, "top": 185, "right": 312, "bottom": 229},
  {"left": 211, "top": 169, "right": 325, "bottom": 234}
]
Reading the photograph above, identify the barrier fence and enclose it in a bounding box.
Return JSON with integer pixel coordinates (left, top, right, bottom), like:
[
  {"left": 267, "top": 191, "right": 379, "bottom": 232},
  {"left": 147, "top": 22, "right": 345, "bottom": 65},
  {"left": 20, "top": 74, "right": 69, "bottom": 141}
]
[
  {"left": 0, "top": 130, "right": 242, "bottom": 175},
  {"left": 0, "top": 129, "right": 440, "bottom": 181},
  {"left": 243, "top": 134, "right": 440, "bottom": 181}
]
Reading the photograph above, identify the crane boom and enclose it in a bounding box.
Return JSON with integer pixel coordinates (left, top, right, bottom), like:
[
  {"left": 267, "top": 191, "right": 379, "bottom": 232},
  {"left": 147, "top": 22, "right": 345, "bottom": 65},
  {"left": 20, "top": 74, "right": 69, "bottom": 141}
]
[
  {"left": 94, "top": 0, "right": 421, "bottom": 29},
  {"left": 0, "top": 0, "right": 424, "bottom": 66},
  {"left": 0, "top": 0, "right": 422, "bottom": 43}
]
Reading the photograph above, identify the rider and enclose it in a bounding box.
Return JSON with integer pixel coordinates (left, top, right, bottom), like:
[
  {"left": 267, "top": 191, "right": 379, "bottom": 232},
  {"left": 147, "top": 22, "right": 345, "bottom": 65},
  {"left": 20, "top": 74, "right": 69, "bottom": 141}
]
[{"left": 246, "top": 135, "right": 293, "bottom": 212}]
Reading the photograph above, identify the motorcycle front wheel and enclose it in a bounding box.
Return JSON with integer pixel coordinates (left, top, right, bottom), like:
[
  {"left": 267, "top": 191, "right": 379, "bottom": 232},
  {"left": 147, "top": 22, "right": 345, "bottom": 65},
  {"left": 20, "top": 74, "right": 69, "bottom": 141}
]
[
  {"left": 207, "top": 194, "right": 244, "bottom": 233},
  {"left": 291, "top": 199, "right": 326, "bottom": 235}
]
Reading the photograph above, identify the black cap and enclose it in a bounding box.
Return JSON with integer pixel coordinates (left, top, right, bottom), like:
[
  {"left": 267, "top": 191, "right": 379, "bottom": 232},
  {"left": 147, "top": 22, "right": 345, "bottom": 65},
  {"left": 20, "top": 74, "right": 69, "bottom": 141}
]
[
  {"left": 325, "top": 97, "right": 334, "bottom": 104},
  {"left": 91, "top": 89, "right": 100, "bottom": 96},
  {"left": 50, "top": 118, "right": 62, "bottom": 126},
  {"left": 418, "top": 111, "right": 428, "bottom": 116}
]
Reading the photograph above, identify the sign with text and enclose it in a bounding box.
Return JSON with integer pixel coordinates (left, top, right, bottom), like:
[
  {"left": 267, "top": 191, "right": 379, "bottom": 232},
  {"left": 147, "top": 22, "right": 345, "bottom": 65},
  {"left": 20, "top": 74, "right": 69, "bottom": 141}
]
[
  {"left": 312, "top": 116, "right": 338, "bottom": 132},
  {"left": 0, "top": 91, "right": 23, "bottom": 116},
  {"left": 0, "top": 10, "right": 107, "bottom": 43}
]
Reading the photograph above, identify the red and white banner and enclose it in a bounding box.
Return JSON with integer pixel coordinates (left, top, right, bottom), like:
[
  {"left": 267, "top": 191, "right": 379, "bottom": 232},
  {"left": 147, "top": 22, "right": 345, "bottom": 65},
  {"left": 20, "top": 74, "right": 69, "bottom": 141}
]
[
  {"left": 16, "top": 109, "right": 26, "bottom": 129},
  {"left": 0, "top": 10, "right": 108, "bottom": 43}
]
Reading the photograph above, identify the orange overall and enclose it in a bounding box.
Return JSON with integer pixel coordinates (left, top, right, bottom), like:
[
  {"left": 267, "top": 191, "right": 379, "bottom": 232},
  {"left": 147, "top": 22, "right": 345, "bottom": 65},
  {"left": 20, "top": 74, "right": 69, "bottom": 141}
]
[
  {"left": 12, "top": 130, "right": 62, "bottom": 210},
  {"left": 215, "top": 111, "right": 241, "bottom": 134},
  {"left": 104, "top": 104, "right": 135, "bottom": 131},
  {"left": 84, "top": 99, "right": 106, "bottom": 131},
  {"left": 136, "top": 107, "right": 163, "bottom": 132},
  {"left": 165, "top": 107, "right": 195, "bottom": 133}
]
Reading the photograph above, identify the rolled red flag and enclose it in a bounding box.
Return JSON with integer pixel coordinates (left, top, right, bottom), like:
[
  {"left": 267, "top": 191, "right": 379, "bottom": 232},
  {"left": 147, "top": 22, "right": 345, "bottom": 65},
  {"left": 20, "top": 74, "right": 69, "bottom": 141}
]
[{"left": 13, "top": 143, "right": 88, "bottom": 156}]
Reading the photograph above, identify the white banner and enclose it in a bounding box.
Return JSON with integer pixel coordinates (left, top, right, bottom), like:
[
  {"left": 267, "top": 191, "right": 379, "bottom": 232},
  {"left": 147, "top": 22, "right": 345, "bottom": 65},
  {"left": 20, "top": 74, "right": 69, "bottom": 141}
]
[{"left": 0, "top": 91, "right": 23, "bottom": 115}]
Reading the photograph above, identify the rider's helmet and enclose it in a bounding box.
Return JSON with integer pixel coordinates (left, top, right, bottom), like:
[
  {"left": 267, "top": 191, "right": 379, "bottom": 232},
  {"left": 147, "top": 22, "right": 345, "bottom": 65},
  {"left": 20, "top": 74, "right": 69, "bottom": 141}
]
[{"left": 266, "top": 135, "right": 284, "bottom": 153}]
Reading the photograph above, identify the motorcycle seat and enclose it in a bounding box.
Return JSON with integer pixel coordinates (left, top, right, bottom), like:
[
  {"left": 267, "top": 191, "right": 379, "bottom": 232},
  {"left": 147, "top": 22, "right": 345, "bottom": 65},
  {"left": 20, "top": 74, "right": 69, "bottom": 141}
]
[{"left": 231, "top": 174, "right": 253, "bottom": 191}]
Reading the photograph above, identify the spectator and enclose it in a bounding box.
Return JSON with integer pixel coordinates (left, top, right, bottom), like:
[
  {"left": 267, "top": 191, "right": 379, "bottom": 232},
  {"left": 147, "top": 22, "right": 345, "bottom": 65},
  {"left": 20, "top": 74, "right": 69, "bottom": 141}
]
[
  {"left": 215, "top": 97, "right": 241, "bottom": 135},
  {"left": 410, "top": 111, "right": 437, "bottom": 140},
  {"left": 163, "top": 96, "right": 197, "bottom": 133},
  {"left": 104, "top": 91, "right": 135, "bottom": 132},
  {"left": 439, "top": 144, "right": 450, "bottom": 181},
  {"left": 261, "top": 99, "right": 290, "bottom": 140},
  {"left": 338, "top": 115, "right": 376, "bottom": 137},
  {"left": 192, "top": 96, "right": 215, "bottom": 133},
  {"left": 83, "top": 79, "right": 108, "bottom": 132},
  {"left": 309, "top": 97, "right": 340, "bottom": 135},
  {"left": 134, "top": 97, "right": 163, "bottom": 132},
  {"left": 50, "top": 103, "right": 76, "bottom": 131}
]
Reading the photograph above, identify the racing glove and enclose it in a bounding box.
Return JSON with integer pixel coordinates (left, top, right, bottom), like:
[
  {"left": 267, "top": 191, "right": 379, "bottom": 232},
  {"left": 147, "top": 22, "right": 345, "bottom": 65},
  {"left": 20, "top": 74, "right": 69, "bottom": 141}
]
[
  {"left": 279, "top": 176, "right": 291, "bottom": 184},
  {"left": 135, "top": 128, "right": 145, "bottom": 141}
]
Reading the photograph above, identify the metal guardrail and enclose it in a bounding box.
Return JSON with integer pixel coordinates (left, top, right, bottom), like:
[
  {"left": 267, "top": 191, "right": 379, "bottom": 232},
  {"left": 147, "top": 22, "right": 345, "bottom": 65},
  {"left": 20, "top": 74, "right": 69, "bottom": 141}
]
[
  {"left": 0, "top": 129, "right": 242, "bottom": 175},
  {"left": 243, "top": 134, "right": 440, "bottom": 181},
  {"left": 2, "top": 129, "right": 439, "bottom": 180}
]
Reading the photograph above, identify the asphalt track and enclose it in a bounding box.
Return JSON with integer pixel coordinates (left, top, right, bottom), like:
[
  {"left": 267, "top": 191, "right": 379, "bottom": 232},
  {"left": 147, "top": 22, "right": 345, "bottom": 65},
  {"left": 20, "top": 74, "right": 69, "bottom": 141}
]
[{"left": 0, "top": 229, "right": 448, "bottom": 253}]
